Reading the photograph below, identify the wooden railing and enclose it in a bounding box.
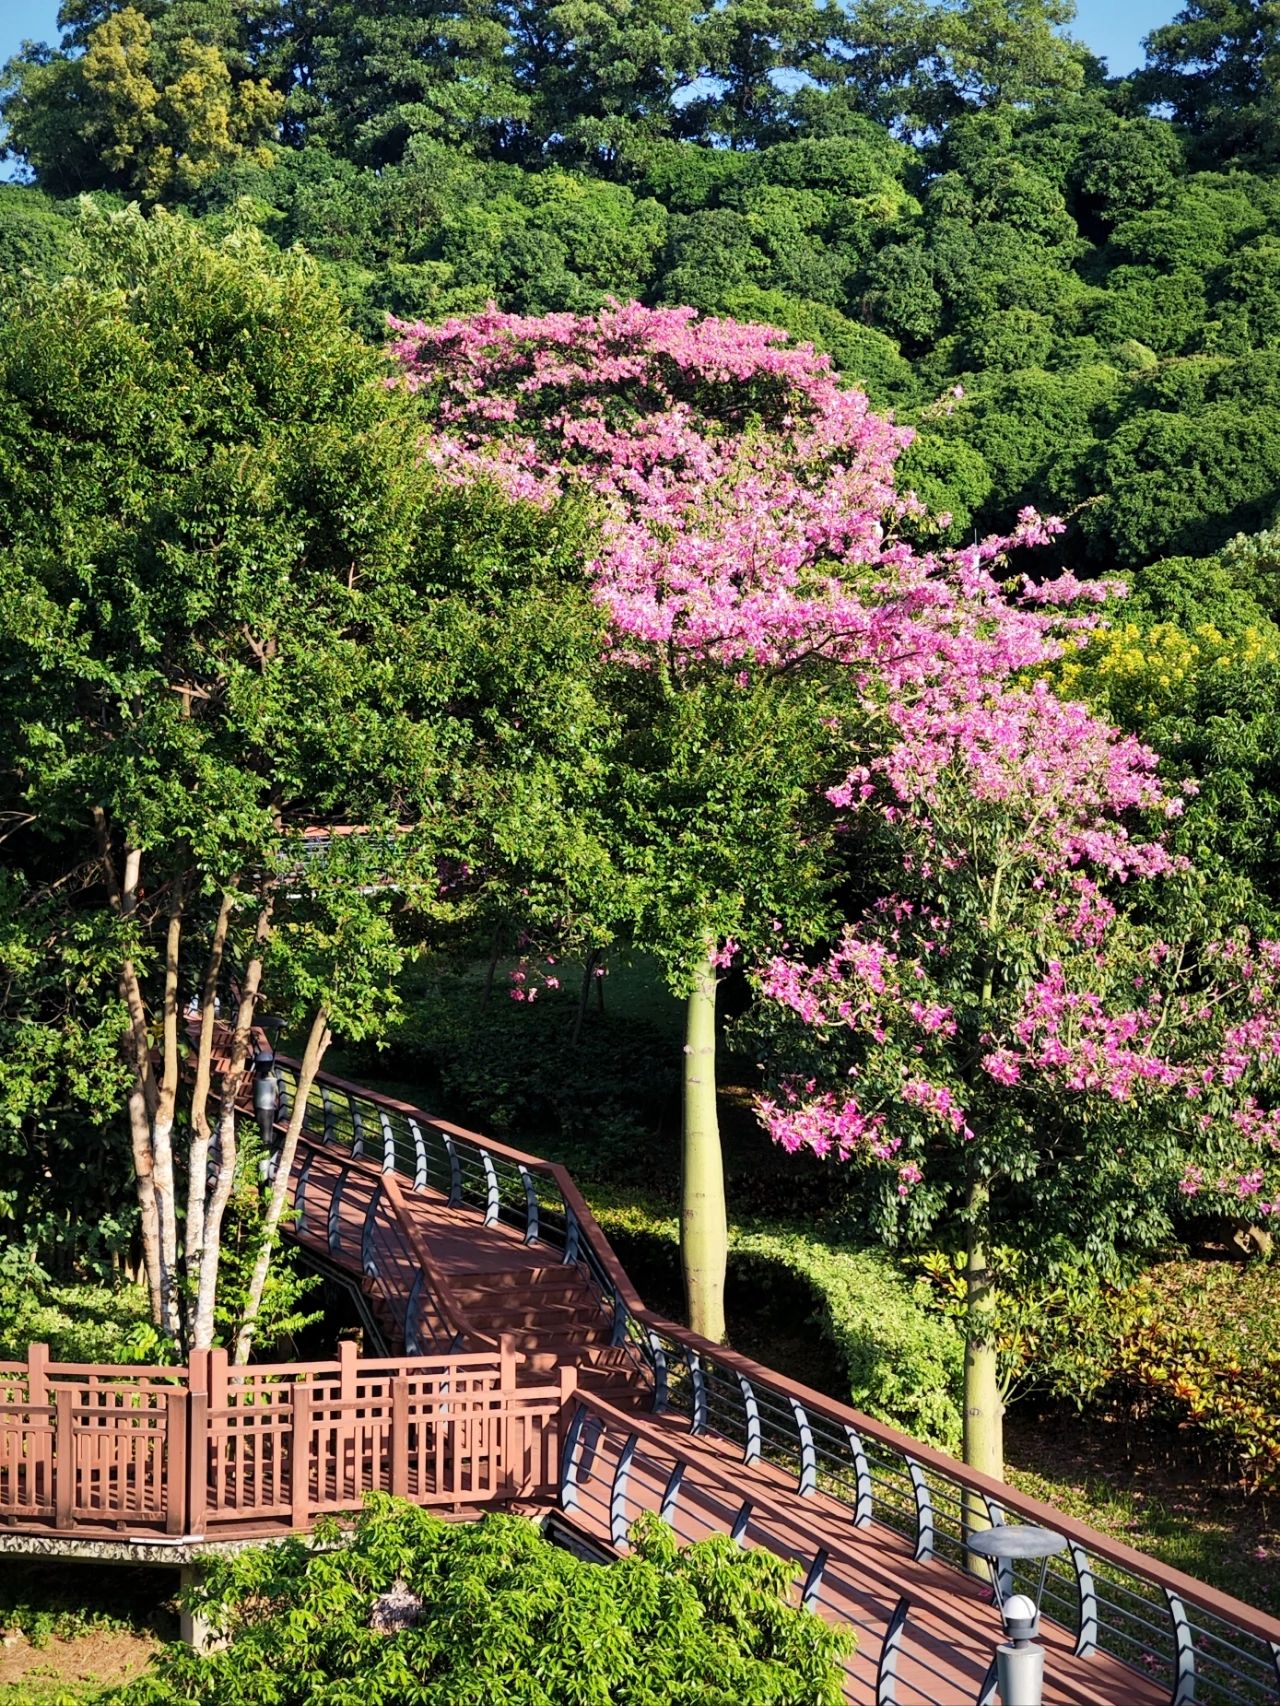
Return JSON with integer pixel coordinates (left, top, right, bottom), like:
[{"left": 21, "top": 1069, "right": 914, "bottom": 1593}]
[
  {"left": 284, "top": 1061, "right": 1280, "bottom": 1706},
  {"left": 0, "top": 1342, "right": 576, "bottom": 1539}
]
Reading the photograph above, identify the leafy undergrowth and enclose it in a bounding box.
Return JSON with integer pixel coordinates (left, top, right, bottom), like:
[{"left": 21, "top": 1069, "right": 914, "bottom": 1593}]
[
  {"left": 1021, "top": 1251, "right": 1280, "bottom": 1500},
  {"left": 0, "top": 1257, "right": 156, "bottom": 1365},
  {"left": 108, "top": 1499, "right": 849, "bottom": 1705}
]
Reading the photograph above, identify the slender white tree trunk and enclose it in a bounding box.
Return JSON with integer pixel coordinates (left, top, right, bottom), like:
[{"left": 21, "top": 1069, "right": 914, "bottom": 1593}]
[
  {"left": 190, "top": 898, "right": 273, "bottom": 1352},
  {"left": 149, "top": 881, "right": 185, "bottom": 1340},
  {"left": 96, "top": 814, "right": 164, "bottom": 1327},
  {"left": 126, "top": 1074, "right": 163, "bottom": 1325},
  {"left": 232, "top": 1006, "right": 330, "bottom": 1365},
  {"left": 186, "top": 891, "right": 235, "bottom": 1265}
]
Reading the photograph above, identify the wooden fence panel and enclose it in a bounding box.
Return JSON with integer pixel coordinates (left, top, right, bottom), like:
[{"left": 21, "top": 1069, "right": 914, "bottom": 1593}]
[{"left": 0, "top": 1345, "right": 567, "bottom": 1538}]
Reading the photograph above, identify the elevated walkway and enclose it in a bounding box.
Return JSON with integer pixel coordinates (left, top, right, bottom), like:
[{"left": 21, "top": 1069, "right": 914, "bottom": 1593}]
[
  {"left": 272, "top": 1060, "right": 1280, "bottom": 1706},
  {"left": 2, "top": 1057, "right": 1276, "bottom": 1703}
]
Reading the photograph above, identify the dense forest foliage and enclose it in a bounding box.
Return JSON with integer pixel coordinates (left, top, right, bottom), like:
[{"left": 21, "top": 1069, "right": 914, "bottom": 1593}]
[
  {"left": 1, "top": 0, "right": 1280, "bottom": 576},
  {"left": 4, "top": 1, "right": 1280, "bottom": 1514}
]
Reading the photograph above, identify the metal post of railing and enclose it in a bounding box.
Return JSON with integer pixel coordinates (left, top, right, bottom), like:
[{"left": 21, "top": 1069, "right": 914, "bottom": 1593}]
[
  {"left": 876, "top": 1597, "right": 909, "bottom": 1706},
  {"left": 610, "top": 1435, "right": 637, "bottom": 1548},
  {"left": 844, "top": 1423, "right": 874, "bottom": 1527},
  {"left": 518, "top": 1165, "right": 539, "bottom": 1245},
  {"left": 1166, "top": 1591, "right": 1196, "bottom": 1706},
  {"left": 907, "top": 1456, "right": 935, "bottom": 1562}
]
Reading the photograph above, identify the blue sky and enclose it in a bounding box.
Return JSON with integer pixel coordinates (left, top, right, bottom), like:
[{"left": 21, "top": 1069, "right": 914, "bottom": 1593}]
[{"left": 0, "top": 0, "right": 1179, "bottom": 104}]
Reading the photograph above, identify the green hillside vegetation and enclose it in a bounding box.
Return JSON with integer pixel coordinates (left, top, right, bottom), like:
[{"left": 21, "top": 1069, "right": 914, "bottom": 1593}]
[
  {"left": 4, "top": 0, "right": 1280, "bottom": 1635},
  {"left": 2, "top": 1, "right": 1280, "bottom": 579}
]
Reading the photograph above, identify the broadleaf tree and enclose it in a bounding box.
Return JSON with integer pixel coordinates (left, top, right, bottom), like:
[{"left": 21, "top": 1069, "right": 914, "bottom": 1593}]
[
  {"left": 390, "top": 301, "right": 1119, "bottom": 1345},
  {"left": 0, "top": 207, "right": 614, "bottom": 1357}
]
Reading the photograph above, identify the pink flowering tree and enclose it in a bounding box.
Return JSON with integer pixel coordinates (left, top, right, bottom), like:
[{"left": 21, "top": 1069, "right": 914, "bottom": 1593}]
[
  {"left": 749, "top": 678, "right": 1280, "bottom": 1482},
  {"left": 391, "top": 301, "right": 1118, "bottom": 1344}
]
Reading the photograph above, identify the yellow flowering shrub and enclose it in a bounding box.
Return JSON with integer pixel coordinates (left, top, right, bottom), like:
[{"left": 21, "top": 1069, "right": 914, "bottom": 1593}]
[{"left": 1055, "top": 619, "right": 1280, "bottom": 723}]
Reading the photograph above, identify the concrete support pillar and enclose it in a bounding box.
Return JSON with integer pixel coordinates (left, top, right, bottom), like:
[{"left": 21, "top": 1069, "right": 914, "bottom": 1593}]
[{"left": 178, "top": 1562, "right": 223, "bottom": 1653}]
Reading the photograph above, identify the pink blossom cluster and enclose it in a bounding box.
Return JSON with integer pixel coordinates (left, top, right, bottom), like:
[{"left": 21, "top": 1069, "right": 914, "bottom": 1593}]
[
  {"left": 509, "top": 954, "right": 562, "bottom": 1002},
  {"left": 391, "top": 302, "right": 1112, "bottom": 683},
  {"left": 829, "top": 678, "right": 1181, "bottom": 887},
  {"left": 757, "top": 917, "right": 1280, "bottom": 1204}
]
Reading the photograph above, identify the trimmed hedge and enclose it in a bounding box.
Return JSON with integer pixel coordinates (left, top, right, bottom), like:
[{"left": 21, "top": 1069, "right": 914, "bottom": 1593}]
[{"left": 594, "top": 1201, "right": 965, "bottom": 1453}]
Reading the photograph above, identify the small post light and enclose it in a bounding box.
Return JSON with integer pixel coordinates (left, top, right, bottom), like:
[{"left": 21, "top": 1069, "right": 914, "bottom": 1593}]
[
  {"left": 965, "top": 1524, "right": 1068, "bottom": 1706},
  {"left": 252, "top": 1047, "right": 280, "bottom": 1180}
]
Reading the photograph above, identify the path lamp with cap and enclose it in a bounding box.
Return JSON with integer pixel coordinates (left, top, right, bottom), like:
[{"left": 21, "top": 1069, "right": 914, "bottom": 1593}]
[
  {"left": 252, "top": 1017, "right": 284, "bottom": 1181},
  {"left": 965, "top": 1524, "right": 1069, "bottom": 1706}
]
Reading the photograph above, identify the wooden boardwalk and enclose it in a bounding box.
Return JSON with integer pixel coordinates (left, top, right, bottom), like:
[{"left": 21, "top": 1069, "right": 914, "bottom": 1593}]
[
  {"left": 3, "top": 1054, "right": 1277, "bottom": 1705},
  {"left": 277, "top": 1066, "right": 1279, "bottom": 1706}
]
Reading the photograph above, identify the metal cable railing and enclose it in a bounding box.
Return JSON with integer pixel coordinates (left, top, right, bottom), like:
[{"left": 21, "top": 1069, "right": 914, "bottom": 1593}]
[{"left": 275, "top": 1059, "right": 1280, "bottom": 1706}]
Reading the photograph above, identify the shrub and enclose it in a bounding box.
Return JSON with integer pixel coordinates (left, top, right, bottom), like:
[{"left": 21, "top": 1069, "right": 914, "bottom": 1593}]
[
  {"left": 1039, "top": 1262, "right": 1280, "bottom": 1496},
  {"left": 0, "top": 1249, "right": 157, "bottom": 1365},
  {"left": 348, "top": 969, "right": 679, "bottom": 1180},
  {"left": 112, "top": 1498, "right": 851, "bottom": 1704}
]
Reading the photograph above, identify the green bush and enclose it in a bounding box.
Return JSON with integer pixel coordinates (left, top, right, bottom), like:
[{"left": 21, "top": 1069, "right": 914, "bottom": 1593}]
[
  {"left": 1034, "top": 1260, "right": 1280, "bottom": 1496},
  {"left": 112, "top": 1498, "right": 851, "bottom": 1704},
  {"left": 0, "top": 1249, "right": 157, "bottom": 1365}
]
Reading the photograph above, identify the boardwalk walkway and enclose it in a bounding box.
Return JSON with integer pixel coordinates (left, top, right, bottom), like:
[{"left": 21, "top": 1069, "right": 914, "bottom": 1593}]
[
  {"left": 2, "top": 1056, "right": 1277, "bottom": 1704},
  {"left": 274, "top": 1060, "right": 1280, "bottom": 1706}
]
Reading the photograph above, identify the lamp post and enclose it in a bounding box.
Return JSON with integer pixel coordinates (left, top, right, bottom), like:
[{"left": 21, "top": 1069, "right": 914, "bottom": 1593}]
[
  {"left": 251, "top": 1017, "right": 284, "bottom": 1182},
  {"left": 965, "top": 1524, "right": 1069, "bottom": 1706},
  {"left": 252, "top": 1049, "right": 280, "bottom": 1181}
]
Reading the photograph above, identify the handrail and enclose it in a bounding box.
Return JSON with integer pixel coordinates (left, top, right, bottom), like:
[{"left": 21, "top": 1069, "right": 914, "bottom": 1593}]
[
  {"left": 291, "top": 1130, "right": 494, "bottom": 1354},
  {"left": 561, "top": 1388, "right": 1153, "bottom": 1706},
  {"left": 0, "top": 1342, "right": 570, "bottom": 1540},
  {"left": 283, "top": 1059, "right": 1280, "bottom": 1706}
]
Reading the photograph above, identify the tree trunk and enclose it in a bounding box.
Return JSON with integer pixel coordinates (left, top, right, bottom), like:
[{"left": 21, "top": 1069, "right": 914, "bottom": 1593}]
[
  {"left": 681, "top": 948, "right": 727, "bottom": 1344},
  {"left": 190, "top": 898, "right": 273, "bottom": 1352},
  {"left": 149, "top": 879, "right": 186, "bottom": 1341},
  {"left": 96, "top": 819, "right": 163, "bottom": 1327},
  {"left": 232, "top": 1006, "right": 330, "bottom": 1365},
  {"left": 186, "top": 891, "right": 235, "bottom": 1265},
  {"left": 126, "top": 1074, "right": 164, "bottom": 1326},
  {"left": 572, "top": 948, "right": 601, "bottom": 1046},
  {"left": 962, "top": 1178, "right": 1003, "bottom": 1555}
]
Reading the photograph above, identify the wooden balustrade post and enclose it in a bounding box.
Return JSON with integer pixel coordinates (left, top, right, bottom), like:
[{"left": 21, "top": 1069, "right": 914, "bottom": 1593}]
[
  {"left": 53, "top": 1386, "right": 73, "bottom": 1530},
  {"left": 555, "top": 1365, "right": 578, "bottom": 1497},
  {"left": 27, "top": 1344, "right": 52, "bottom": 1517},
  {"left": 290, "top": 1383, "right": 312, "bottom": 1531},
  {"left": 27, "top": 1343, "right": 49, "bottom": 1409},
  {"left": 338, "top": 1337, "right": 358, "bottom": 1500},
  {"left": 166, "top": 1389, "right": 189, "bottom": 1536},
  {"left": 186, "top": 1349, "right": 209, "bottom": 1538},
  {"left": 390, "top": 1378, "right": 410, "bottom": 1500},
  {"left": 208, "top": 1347, "right": 228, "bottom": 1413},
  {"left": 339, "top": 1338, "right": 357, "bottom": 1404},
  {"left": 499, "top": 1333, "right": 518, "bottom": 1396}
]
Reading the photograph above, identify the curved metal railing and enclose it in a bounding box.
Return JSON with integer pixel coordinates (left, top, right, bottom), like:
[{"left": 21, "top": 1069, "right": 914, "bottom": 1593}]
[{"left": 276, "top": 1059, "right": 1280, "bottom": 1706}]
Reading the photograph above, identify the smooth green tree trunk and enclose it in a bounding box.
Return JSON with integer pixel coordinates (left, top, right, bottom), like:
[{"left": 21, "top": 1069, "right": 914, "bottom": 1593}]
[
  {"left": 681, "top": 949, "right": 727, "bottom": 1344},
  {"left": 962, "top": 1179, "right": 1003, "bottom": 1563}
]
